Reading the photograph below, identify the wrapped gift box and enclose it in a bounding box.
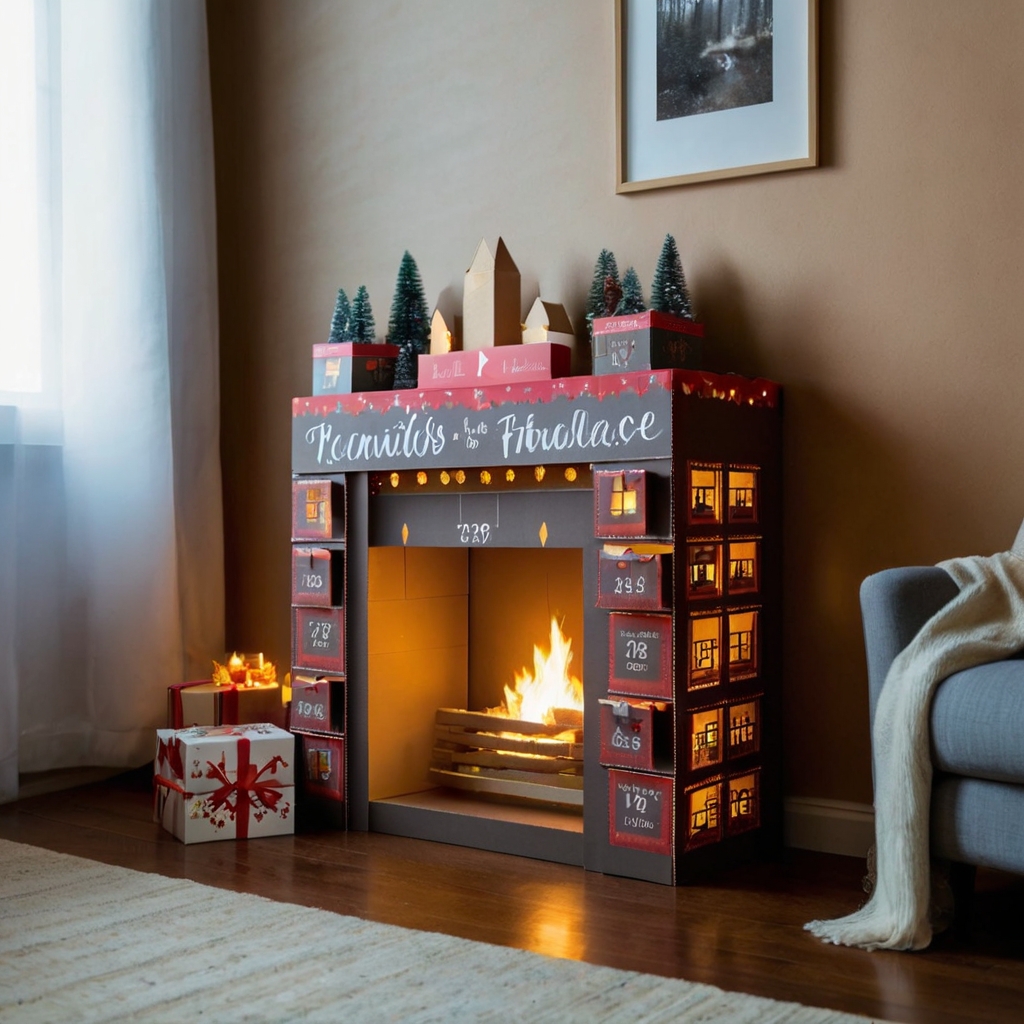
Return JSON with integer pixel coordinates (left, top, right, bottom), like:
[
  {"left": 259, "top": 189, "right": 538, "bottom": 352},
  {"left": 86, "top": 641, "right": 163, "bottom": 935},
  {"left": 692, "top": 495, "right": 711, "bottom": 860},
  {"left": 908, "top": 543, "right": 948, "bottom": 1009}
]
[
  {"left": 167, "top": 680, "right": 284, "bottom": 729},
  {"left": 154, "top": 723, "right": 295, "bottom": 844}
]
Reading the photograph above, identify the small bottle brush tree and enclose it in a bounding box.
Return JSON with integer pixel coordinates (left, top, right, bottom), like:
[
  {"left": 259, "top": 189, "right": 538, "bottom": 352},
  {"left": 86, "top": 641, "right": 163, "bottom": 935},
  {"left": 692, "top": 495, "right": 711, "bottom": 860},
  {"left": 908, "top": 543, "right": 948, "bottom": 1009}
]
[
  {"left": 327, "top": 288, "right": 351, "bottom": 345},
  {"left": 615, "top": 267, "right": 646, "bottom": 315},
  {"left": 348, "top": 285, "right": 376, "bottom": 343},
  {"left": 585, "top": 249, "right": 620, "bottom": 335},
  {"left": 650, "top": 234, "right": 694, "bottom": 320},
  {"left": 388, "top": 251, "right": 429, "bottom": 389}
]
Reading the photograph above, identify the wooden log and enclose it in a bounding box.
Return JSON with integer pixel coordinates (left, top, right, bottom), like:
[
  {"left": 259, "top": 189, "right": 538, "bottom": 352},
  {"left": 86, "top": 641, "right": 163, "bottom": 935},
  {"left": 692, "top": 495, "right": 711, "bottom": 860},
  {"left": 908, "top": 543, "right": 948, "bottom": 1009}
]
[
  {"left": 435, "top": 725, "right": 582, "bottom": 759},
  {"left": 441, "top": 748, "right": 583, "bottom": 774},
  {"left": 435, "top": 708, "right": 575, "bottom": 737}
]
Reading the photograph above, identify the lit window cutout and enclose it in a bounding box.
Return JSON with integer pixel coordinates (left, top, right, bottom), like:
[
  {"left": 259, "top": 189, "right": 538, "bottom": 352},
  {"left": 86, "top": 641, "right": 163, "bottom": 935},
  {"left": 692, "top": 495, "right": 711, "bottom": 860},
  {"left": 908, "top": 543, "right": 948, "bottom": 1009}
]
[
  {"left": 480, "top": 470, "right": 492, "bottom": 485},
  {"left": 689, "top": 465, "right": 722, "bottom": 524},
  {"left": 728, "top": 610, "right": 758, "bottom": 680},
  {"left": 728, "top": 772, "right": 759, "bottom": 834},
  {"left": 690, "top": 707, "right": 723, "bottom": 770},
  {"left": 609, "top": 474, "right": 636, "bottom": 516},
  {"left": 440, "top": 471, "right": 451, "bottom": 485},
  {"left": 389, "top": 472, "right": 400, "bottom": 488},
  {"left": 687, "top": 782, "right": 722, "bottom": 849},
  {"left": 304, "top": 487, "right": 326, "bottom": 524},
  {"left": 416, "top": 471, "right": 427, "bottom": 485},
  {"left": 687, "top": 543, "right": 721, "bottom": 598},
  {"left": 454, "top": 470, "right": 466, "bottom": 485},
  {"left": 689, "top": 616, "right": 721, "bottom": 689},
  {"left": 728, "top": 468, "right": 758, "bottom": 523},
  {"left": 534, "top": 466, "right": 546, "bottom": 482},
  {"left": 505, "top": 468, "right": 515, "bottom": 483},
  {"left": 564, "top": 466, "right": 577, "bottom": 482},
  {"left": 728, "top": 540, "right": 759, "bottom": 594},
  {"left": 729, "top": 701, "right": 759, "bottom": 757}
]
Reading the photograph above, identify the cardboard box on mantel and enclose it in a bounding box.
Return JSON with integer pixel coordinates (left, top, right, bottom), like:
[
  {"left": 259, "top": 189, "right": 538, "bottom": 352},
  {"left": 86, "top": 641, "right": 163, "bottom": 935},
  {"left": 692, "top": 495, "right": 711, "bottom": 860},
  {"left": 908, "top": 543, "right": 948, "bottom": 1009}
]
[
  {"left": 154, "top": 723, "right": 295, "bottom": 844},
  {"left": 167, "top": 680, "right": 284, "bottom": 729}
]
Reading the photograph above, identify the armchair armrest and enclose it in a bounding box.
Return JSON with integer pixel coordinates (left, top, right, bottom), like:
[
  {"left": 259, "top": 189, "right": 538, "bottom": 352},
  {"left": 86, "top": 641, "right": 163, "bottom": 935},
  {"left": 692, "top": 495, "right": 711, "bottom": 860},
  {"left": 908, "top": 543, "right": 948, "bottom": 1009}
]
[{"left": 861, "top": 566, "right": 959, "bottom": 728}]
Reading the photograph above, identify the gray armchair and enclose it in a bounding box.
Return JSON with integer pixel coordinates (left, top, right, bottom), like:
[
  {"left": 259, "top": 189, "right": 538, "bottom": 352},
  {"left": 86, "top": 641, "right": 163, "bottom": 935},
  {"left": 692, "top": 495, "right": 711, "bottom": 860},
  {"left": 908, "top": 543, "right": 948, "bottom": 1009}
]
[{"left": 862, "top": 566, "right": 1024, "bottom": 878}]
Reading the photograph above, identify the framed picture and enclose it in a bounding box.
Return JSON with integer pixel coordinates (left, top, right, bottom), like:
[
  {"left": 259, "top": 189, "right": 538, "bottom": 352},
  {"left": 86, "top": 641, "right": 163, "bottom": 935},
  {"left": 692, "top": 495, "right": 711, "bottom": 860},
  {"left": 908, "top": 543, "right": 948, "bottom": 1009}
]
[{"left": 616, "top": 0, "right": 818, "bottom": 192}]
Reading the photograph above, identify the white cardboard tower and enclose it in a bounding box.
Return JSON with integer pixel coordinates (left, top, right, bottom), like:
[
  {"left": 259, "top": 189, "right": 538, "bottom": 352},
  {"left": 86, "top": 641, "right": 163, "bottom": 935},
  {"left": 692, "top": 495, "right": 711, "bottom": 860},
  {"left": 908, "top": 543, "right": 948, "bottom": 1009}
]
[{"left": 463, "top": 237, "right": 521, "bottom": 351}]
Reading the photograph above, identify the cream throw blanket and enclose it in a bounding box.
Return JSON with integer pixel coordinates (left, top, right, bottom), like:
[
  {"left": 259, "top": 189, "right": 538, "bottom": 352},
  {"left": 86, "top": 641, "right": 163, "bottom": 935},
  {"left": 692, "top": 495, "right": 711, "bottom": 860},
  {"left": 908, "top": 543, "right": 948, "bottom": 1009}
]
[{"left": 806, "top": 521, "right": 1024, "bottom": 951}]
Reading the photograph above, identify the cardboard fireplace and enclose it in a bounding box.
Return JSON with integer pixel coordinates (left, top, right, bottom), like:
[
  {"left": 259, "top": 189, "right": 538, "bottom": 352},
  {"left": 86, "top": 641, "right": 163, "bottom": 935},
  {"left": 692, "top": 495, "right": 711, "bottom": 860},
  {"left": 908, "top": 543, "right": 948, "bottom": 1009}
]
[{"left": 290, "top": 369, "right": 781, "bottom": 884}]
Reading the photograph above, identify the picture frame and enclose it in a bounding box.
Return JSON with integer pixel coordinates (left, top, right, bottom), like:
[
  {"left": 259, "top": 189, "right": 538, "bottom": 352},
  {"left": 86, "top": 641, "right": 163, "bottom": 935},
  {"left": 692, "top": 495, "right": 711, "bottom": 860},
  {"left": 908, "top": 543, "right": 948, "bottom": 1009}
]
[{"left": 616, "top": 0, "right": 818, "bottom": 192}]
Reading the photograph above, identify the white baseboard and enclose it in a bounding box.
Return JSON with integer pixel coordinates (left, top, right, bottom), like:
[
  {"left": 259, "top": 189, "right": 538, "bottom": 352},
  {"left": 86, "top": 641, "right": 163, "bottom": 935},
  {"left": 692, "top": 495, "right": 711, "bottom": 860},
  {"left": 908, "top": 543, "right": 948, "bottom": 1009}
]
[{"left": 784, "top": 796, "right": 874, "bottom": 859}]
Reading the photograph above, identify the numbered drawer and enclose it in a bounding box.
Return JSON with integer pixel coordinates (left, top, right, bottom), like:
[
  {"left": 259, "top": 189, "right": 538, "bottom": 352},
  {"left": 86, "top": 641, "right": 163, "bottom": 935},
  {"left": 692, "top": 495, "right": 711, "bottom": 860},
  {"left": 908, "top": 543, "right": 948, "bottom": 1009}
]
[
  {"left": 295, "top": 730, "right": 345, "bottom": 803},
  {"left": 291, "top": 477, "right": 345, "bottom": 542},
  {"left": 291, "top": 546, "right": 345, "bottom": 607},
  {"left": 289, "top": 676, "right": 345, "bottom": 734},
  {"left": 608, "top": 613, "right": 672, "bottom": 698},
  {"left": 608, "top": 769, "right": 674, "bottom": 857},
  {"left": 598, "top": 697, "right": 672, "bottom": 772},
  {"left": 293, "top": 606, "right": 345, "bottom": 674},
  {"left": 596, "top": 548, "right": 671, "bottom": 611},
  {"left": 594, "top": 469, "right": 647, "bottom": 538}
]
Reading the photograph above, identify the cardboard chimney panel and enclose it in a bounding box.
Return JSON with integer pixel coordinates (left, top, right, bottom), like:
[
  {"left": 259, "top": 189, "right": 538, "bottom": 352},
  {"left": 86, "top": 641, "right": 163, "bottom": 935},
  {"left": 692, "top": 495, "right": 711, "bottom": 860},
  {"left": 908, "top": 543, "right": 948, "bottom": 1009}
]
[{"left": 463, "top": 237, "right": 521, "bottom": 351}]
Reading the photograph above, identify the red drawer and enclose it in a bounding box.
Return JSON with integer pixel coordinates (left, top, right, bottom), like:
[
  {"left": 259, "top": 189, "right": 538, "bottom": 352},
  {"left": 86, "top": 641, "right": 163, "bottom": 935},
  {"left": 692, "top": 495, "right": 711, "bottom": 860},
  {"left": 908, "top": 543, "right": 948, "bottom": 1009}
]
[
  {"left": 607, "top": 613, "right": 673, "bottom": 699},
  {"left": 608, "top": 770, "right": 673, "bottom": 856},
  {"left": 295, "top": 731, "right": 345, "bottom": 803},
  {"left": 289, "top": 676, "right": 345, "bottom": 734},
  {"left": 594, "top": 469, "right": 648, "bottom": 538},
  {"left": 291, "top": 477, "right": 345, "bottom": 542},
  {"left": 292, "top": 606, "right": 345, "bottom": 674},
  {"left": 599, "top": 697, "right": 672, "bottom": 772},
  {"left": 596, "top": 549, "right": 671, "bottom": 611},
  {"left": 291, "top": 546, "right": 344, "bottom": 607}
]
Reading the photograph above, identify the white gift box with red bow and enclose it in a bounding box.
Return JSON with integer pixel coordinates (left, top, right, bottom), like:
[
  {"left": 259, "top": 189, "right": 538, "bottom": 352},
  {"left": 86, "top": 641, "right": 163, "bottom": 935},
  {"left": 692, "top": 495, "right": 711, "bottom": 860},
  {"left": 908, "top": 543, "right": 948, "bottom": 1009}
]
[{"left": 154, "top": 723, "right": 295, "bottom": 844}]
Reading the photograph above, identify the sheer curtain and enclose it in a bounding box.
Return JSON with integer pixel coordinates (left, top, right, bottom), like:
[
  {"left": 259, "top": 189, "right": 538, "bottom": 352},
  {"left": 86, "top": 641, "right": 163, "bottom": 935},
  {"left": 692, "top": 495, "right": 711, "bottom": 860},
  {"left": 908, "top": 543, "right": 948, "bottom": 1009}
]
[{"left": 0, "top": 0, "right": 223, "bottom": 803}]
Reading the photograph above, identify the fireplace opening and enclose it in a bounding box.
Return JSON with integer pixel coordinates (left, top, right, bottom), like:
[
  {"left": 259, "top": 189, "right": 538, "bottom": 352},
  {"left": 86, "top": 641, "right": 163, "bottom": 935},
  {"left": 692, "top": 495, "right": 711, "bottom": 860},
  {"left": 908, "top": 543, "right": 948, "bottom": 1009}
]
[{"left": 366, "top": 544, "right": 585, "bottom": 848}]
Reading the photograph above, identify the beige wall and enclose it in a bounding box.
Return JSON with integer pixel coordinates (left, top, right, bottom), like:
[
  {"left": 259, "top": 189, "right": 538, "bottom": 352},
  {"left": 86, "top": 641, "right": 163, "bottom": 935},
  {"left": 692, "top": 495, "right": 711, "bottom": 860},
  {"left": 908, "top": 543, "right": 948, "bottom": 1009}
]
[{"left": 208, "top": 1, "right": 1024, "bottom": 805}]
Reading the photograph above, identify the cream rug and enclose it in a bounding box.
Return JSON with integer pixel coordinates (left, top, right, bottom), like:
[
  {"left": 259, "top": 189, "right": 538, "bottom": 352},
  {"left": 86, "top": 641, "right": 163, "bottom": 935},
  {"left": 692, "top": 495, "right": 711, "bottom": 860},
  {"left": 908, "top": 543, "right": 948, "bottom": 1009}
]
[{"left": 0, "top": 839, "right": 876, "bottom": 1023}]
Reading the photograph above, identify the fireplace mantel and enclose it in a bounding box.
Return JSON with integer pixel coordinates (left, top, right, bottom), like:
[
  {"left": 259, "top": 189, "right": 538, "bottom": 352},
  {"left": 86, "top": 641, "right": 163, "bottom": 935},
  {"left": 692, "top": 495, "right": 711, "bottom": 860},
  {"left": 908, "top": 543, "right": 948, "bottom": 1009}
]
[{"left": 290, "top": 368, "right": 782, "bottom": 885}]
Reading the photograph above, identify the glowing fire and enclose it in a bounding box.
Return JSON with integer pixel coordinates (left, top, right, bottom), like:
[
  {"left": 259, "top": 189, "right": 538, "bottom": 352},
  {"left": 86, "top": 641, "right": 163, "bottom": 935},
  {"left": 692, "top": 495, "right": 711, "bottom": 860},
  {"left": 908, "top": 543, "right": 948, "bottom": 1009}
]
[{"left": 499, "top": 617, "right": 582, "bottom": 725}]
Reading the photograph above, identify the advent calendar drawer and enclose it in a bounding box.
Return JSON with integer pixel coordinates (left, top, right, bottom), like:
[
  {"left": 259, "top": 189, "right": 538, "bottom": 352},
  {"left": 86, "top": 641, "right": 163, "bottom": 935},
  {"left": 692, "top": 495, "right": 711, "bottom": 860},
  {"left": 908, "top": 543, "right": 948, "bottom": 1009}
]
[
  {"left": 291, "top": 477, "right": 345, "bottom": 542},
  {"left": 607, "top": 613, "right": 673, "bottom": 699},
  {"left": 596, "top": 548, "right": 672, "bottom": 611},
  {"left": 289, "top": 676, "right": 345, "bottom": 734},
  {"left": 291, "top": 546, "right": 345, "bottom": 607},
  {"left": 608, "top": 770, "right": 674, "bottom": 857},
  {"left": 293, "top": 606, "right": 345, "bottom": 674},
  {"left": 295, "top": 730, "right": 345, "bottom": 803},
  {"left": 598, "top": 697, "right": 673, "bottom": 773}
]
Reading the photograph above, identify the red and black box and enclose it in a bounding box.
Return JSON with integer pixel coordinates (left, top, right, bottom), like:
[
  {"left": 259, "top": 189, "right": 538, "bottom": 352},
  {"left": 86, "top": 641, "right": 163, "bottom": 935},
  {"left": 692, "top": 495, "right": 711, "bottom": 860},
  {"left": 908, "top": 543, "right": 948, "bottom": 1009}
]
[
  {"left": 289, "top": 676, "right": 345, "bottom": 734},
  {"left": 292, "top": 606, "right": 345, "bottom": 674},
  {"left": 291, "top": 478, "right": 345, "bottom": 542},
  {"left": 599, "top": 697, "right": 673, "bottom": 773},
  {"left": 295, "top": 730, "right": 345, "bottom": 803},
  {"left": 596, "top": 548, "right": 671, "bottom": 611},
  {"left": 292, "top": 546, "right": 345, "bottom": 607},
  {"left": 591, "top": 311, "right": 703, "bottom": 375},
  {"left": 312, "top": 342, "right": 399, "bottom": 395},
  {"left": 607, "top": 613, "right": 673, "bottom": 698},
  {"left": 608, "top": 769, "right": 674, "bottom": 856},
  {"left": 594, "top": 469, "right": 648, "bottom": 538}
]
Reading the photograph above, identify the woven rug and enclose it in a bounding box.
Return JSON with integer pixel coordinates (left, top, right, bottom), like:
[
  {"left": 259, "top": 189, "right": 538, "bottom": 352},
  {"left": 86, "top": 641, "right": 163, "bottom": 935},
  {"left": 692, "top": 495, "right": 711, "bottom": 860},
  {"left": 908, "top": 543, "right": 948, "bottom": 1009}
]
[{"left": 0, "top": 839, "right": 876, "bottom": 1023}]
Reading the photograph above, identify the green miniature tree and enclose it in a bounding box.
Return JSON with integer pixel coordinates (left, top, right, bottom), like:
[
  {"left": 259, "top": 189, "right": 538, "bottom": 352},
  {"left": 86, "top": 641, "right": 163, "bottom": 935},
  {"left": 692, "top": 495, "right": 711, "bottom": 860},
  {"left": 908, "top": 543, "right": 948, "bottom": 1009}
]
[
  {"left": 585, "top": 249, "right": 620, "bottom": 334},
  {"left": 388, "top": 251, "right": 429, "bottom": 389},
  {"left": 348, "top": 285, "right": 376, "bottom": 343},
  {"left": 615, "top": 267, "right": 646, "bottom": 315},
  {"left": 650, "top": 234, "right": 694, "bottom": 319},
  {"left": 327, "top": 287, "right": 350, "bottom": 345}
]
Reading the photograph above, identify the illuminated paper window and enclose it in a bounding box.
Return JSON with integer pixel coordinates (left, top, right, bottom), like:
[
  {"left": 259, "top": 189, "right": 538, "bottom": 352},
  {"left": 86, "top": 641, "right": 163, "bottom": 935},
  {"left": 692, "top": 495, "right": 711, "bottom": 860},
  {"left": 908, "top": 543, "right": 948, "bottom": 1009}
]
[
  {"left": 687, "top": 782, "right": 722, "bottom": 849},
  {"left": 728, "top": 468, "right": 758, "bottom": 523},
  {"left": 690, "top": 707, "right": 723, "bottom": 770},
  {"left": 689, "top": 616, "right": 721, "bottom": 690},
  {"left": 687, "top": 542, "right": 722, "bottom": 599},
  {"left": 728, "top": 700, "right": 759, "bottom": 757},
  {"left": 728, "top": 540, "right": 759, "bottom": 595},
  {"left": 728, "top": 610, "right": 758, "bottom": 680},
  {"left": 688, "top": 464, "right": 721, "bottom": 525},
  {"left": 595, "top": 469, "right": 647, "bottom": 537},
  {"left": 728, "top": 772, "right": 760, "bottom": 834}
]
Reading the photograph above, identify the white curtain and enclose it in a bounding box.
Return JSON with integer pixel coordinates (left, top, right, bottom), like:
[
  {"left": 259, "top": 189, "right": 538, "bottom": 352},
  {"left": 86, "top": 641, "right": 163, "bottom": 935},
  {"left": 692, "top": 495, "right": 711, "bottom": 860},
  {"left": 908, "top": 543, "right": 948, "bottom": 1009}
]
[{"left": 0, "top": 0, "right": 223, "bottom": 802}]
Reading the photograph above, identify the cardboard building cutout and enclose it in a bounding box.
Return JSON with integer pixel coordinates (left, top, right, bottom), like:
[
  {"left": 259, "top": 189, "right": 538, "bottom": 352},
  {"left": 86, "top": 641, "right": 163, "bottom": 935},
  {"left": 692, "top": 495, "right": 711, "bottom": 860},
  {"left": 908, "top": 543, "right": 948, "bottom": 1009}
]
[{"left": 463, "top": 237, "right": 521, "bottom": 350}]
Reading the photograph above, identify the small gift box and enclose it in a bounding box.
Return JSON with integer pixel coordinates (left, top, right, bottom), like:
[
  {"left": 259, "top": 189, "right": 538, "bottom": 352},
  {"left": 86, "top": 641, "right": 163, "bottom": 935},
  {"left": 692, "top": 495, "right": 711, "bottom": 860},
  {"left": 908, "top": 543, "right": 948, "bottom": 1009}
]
[
  {"left": 167, "top": 655, "right": 284, "bottom": 729},
  {"left": 154, "top": 723, "right": 295, "bottom": 844}
]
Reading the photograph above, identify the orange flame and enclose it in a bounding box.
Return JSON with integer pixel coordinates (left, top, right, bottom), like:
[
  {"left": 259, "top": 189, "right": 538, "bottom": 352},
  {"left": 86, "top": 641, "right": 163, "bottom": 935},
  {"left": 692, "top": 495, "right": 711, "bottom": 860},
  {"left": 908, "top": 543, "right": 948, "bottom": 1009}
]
[{"left": 500, "top": 617, "right": 582, "bottom": 725}]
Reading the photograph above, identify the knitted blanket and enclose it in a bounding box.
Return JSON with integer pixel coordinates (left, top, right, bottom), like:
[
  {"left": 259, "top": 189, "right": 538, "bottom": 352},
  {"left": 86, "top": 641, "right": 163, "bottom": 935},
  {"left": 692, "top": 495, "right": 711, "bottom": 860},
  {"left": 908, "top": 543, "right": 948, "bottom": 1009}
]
[{"left": 806, "top": 521, "right": 1024, "bottom": 951}]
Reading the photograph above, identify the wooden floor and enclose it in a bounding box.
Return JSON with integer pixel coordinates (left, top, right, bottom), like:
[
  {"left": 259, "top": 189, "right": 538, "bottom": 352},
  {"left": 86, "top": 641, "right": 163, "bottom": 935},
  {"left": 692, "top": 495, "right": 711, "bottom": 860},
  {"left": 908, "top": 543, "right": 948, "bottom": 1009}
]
[{"left": 3, "top": 771, "right": 1024, "bottom": 1024}]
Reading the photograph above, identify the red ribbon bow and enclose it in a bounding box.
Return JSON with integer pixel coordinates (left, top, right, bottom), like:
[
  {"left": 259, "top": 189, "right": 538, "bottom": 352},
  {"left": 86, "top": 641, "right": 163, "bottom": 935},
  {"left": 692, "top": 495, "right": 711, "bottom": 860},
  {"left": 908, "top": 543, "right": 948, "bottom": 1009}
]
[
  {"left": 157, "top": 737, "right": 185, "bottom": 780},
  {"left": 205, "top": 737, "right": 288, "bottom": 838}
]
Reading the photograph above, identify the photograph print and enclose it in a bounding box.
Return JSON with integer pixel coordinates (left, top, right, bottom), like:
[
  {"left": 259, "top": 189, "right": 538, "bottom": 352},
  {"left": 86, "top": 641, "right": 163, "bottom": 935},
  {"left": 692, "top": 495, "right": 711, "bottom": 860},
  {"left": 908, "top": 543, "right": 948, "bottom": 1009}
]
[{"left": 657, "top": 0, "right": 774, "bottom": 122}]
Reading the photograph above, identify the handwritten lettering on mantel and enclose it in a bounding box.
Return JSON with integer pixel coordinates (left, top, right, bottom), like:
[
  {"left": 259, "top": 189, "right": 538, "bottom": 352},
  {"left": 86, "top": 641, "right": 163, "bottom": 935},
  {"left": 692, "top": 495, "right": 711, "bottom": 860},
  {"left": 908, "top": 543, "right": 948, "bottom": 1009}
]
[{"left": 293, "top": 388, "right": 673, "bottom": 473}]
